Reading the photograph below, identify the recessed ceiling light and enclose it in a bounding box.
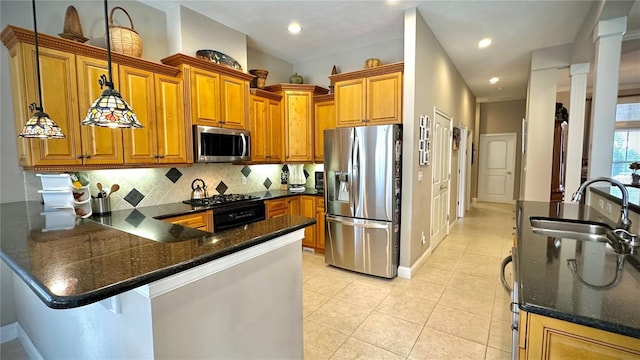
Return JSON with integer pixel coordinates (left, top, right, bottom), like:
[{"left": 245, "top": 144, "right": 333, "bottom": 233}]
[
  {"left": 489, "top": 77, "right": 500, "bottom": 84},
  {"left": 387, "top": 0, "right": 400, "bottom": 4},
  {"left": 478, "top": 38, "right": 493, "bottom": 49},
  {"left": 288, "top": 23, "right": 302, "bottom": 34}
]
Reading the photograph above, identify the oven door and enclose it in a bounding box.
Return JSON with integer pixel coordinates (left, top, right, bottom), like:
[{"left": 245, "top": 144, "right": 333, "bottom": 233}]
[{"left": 212, "top": 201, "right": 265, "bottom": 233}]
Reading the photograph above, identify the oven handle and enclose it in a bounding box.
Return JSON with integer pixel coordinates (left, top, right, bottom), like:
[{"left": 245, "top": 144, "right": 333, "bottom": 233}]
[{"left": 500, "top": 255, "right": 513, "bottom": 294}]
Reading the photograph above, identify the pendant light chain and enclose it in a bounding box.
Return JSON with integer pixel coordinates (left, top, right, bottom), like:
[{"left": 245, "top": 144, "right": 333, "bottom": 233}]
[
  {"left": 18, "top": 0, "right": 65, "bottom": 138},
  {"left": 103, "top": 0, "right": 114, "bottom": 90},
  {"left": 80, "top": 0, "right": 142, "bottom": 129},
  {"left": 32, "top": 0, "right": 43, "bottom": 112}
]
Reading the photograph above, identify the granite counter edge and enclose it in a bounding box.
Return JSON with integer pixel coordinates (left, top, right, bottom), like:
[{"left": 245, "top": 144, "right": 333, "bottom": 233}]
[{"left": 4, "top": 217, "right": 316, "bottom": 310}]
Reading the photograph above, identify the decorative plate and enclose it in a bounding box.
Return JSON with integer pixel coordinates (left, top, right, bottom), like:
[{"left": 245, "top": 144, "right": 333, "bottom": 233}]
[{"left": 196, "top": 49, "right": 242, "bottom": 71}]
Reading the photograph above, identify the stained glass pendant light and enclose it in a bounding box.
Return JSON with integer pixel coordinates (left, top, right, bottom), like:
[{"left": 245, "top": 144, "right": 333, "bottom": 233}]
[
  {"left": 19, "top": 0, "right": 65, "bottom": 138},
  {"left": 81, "top": 0, "right": 142, "bottom": 128}
]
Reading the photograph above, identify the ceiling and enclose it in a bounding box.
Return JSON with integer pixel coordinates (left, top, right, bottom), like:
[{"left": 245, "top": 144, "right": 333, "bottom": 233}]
[{"left": 141, "top": 0, "right": 640, "bottom": 103}]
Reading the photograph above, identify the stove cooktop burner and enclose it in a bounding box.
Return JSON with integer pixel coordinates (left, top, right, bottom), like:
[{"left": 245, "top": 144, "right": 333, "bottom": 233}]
[{"left": 183, "top": 194, "right": 261, "bottom": 206}]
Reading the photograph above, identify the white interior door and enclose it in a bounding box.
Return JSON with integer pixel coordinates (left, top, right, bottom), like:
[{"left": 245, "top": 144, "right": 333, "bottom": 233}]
[
  {"left": 478, "top": 133, "right": 516, "bottom": 203},
  {"left": 431, "top": 109, "right": 452, "bottom": 249}
]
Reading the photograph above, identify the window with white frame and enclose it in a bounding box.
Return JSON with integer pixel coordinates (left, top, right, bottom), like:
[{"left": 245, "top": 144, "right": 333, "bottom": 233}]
[{"left": 611, "top": 96, "right": 640, "bottom": 183}]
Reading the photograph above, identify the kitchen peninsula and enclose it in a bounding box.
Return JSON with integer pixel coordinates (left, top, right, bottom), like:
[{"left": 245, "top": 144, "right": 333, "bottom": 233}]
[
  {"left": 1, "top": 201, "right": 315, "bottom": 359},
  {"left": 513, "top": 201, "right": 640, "bottom": 358}
]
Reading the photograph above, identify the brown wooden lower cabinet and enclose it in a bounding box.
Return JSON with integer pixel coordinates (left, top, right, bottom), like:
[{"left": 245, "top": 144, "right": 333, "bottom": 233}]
[
  {"left": 161, "top": 211, "right": 213, "bottom": 232},
  {"left": 518, "top": 311, "right": 640, "bottom": 360},
  {"left": 265, "top": 196, "right": 325, "bottom": 253},
  {"left": 315, "top": 197, "right": 325, "bottom": 252}
]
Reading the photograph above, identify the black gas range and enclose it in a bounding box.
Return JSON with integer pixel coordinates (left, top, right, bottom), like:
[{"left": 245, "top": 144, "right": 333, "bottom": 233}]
[{"left": 183, "top": 194, "right": 265, "bottom": 233}]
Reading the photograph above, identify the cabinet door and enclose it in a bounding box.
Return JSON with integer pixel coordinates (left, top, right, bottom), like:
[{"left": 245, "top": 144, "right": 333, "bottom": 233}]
[
  {"left": 524, "top": 312, "right": 640, "bottom": 360},
  {"left": 288, "top": 196, "right": 301, "bottom": 216},
  {"left": 284, "top": 91, "right": 314, "bottom": 162},
  {"left": 335, "top": 78, "right": 365, "bottom": 128},
  {"left": 76, "top": 55, "right": 124, "bottom": 164},
  {"left": 9, "top": 43, "right": 35, "bottom": 166},
  {"left": 300, "top": 196, "right": 316, "bottom": 248},
  {"left": 316, "top": 199, "right": 325, "bottom": 251},
  {"left": 155, "top": 73, "right": 188, "bottom": 164},
  {"left": 23, "top": 45, "right": 82, "bottom": 165},
  {"left": 190, "top": 68, "right": 221, "bottom": 126},
  {"left": 119, "top": 65, "right": 157, "bottom": 164},
  {"left": 366, "top": 72, "right": 402, "bottom": 125},
  {"left": 267, "top": 98, "right": 283, "bottom": 162},
  {"left": 220, "top": 76, "right": 248, "bottom": 130},
  {"left": 314, "top": 98, "right": 335, "bottom": 162},
  {"left": 249, "top": 95, "right": 268, "bottom": 162}
]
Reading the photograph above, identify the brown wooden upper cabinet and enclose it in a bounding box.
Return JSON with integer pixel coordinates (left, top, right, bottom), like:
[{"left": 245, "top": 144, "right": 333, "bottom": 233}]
[
  {"left": 263, "top": 84, "right": 329, "bottom": 163},
  {"left": 329, "top": 62, "right": 403, "bottom": 128},
  {"left": 1, "top": 25, "right": 189, "bottom": 170},
  {"left": 249, "top": 89, "right": 283, "bottom": 163},
  {"left": 161, "top": 54, "right": 252, "bottom": 131},
  {"left": 118, "top": 66, "right": 189, "bottom": 164},
  {"left": 314, "top": 94, "right": 335, "bottom": 163}
]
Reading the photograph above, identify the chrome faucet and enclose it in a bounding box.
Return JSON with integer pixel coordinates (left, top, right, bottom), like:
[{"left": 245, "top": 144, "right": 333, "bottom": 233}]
[{"left": 571, "top": 177, "right": 631, "bottom": 232}]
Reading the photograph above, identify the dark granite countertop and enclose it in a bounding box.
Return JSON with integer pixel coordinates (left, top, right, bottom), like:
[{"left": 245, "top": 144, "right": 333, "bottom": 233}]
[
  {"left": 0, "top": 201, "right": 315, "bottom": 309},
  {"left": 247, "top": 188, "right": 325, "bottom": 199},
  {"left": 590, "top": 186, "right": 640, "bottom": 214},
  {"left": 515, "top": 201, "right": 640, "bottom": 339}
]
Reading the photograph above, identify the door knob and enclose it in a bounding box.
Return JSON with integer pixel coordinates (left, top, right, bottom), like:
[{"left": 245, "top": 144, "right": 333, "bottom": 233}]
[{"left": 506, "top": 171, "right": 512, "bottom": 175}]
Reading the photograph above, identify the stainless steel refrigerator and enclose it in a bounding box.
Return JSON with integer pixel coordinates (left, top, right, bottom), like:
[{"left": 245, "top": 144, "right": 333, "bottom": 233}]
[{"left": 324, "top": 124, "right": 402, "bottom": 278}]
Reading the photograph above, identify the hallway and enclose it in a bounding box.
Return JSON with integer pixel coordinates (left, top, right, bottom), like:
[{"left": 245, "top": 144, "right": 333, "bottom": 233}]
[{"left": 303, "top": 202, "right": 515, "bottom": 359}]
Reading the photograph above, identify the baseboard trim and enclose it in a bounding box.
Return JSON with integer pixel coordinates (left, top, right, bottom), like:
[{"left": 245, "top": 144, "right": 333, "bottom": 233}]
[
  {"left": 1, "top": 322, "right": 43, "bottom": 360},
  {"left": 18, "top": 323, "right": 43, "bottom": 360},
  {"left": 398, "top": 246, "right": 432, "bottom": 279},
  {"left": 1, "top": 322, "right": 17, "bottom": 343}
]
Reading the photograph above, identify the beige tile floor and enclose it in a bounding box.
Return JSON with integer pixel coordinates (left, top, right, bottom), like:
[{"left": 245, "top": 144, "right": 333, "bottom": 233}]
[
  {"left": 303, "top": 202, "right": 515, "bottom": 360},
  {"left": 1, "top": 202, "right": 514, "bottom": 360}
]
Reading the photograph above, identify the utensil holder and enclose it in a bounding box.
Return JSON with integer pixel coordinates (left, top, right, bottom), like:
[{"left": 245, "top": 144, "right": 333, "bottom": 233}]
[{"left": 91, "top": 197, "right": 111, "bottom": 216}]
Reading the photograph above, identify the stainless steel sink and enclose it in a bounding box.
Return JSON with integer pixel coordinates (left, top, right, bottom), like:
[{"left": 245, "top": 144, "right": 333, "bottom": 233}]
[{"left": 530, "top": 217, "right": 616, "bottom": 243}]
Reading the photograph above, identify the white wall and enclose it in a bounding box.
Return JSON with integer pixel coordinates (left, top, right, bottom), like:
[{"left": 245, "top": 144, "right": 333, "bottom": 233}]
[
  {"left": 14, "top": 276, "right": 154, "bottom": 358},
  {"left": 401, "top": 9, "right": 476, "bottom": 269},
  {"left": 247, "top": 47, "right": 294, "bottom": 86},
  {"left": 293, "top": 38, "right": 404, "bottom": 89},
  {"left": 167, "top": 5, "right": 248, "bottom": 71}
]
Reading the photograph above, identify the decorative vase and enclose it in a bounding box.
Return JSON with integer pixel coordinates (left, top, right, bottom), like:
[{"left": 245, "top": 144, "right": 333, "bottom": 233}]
[
  {"left": 249, "top": 69, "right": 268, "bottom": 89},
  {"left": 364, "top": 58, "right": 382, "bottom": 69},
  {"left": 289, "top": 73, "right": 303, "bottom": 84}
]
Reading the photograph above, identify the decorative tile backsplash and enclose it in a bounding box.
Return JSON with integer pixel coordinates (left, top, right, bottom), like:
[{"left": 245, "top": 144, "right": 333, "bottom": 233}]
[{"left": 25, "top": 163, "right": 324, "bottom": 211}]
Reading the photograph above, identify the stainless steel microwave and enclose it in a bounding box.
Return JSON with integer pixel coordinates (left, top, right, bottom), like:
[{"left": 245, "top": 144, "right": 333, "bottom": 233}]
[{"left": 193, "top": 125, "right": 251, "bottom": 163}]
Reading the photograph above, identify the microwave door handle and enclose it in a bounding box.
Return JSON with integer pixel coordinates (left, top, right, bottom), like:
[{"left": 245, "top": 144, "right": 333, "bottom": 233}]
[{"left": 240, "top": 133, "right": 247, "bottom": 157}]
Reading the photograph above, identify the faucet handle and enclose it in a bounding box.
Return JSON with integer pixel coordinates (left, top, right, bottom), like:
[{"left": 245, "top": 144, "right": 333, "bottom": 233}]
[
  {"left": 613, "top": 229, "right": 639, "bottom": 247},
  {"left": 571, "top": 191, "right": 582, "bottom": 202}
]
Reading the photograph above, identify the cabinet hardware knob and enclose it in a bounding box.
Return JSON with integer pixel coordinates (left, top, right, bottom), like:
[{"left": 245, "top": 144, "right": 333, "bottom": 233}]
[
  {"left": 158, "top": 155, "right": 165, "bottom": 158},
  {"left": 77, "top": 155, "right": 84, "bottom": 159},
  {"left": 85, "top": 155, "right": 91, "bottom": 159}
]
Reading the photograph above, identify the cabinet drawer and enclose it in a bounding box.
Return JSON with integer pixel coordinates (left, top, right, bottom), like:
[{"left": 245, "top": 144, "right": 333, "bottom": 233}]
[
  {"left": 163, "top": 211, "right": 211, "bottom": 230},
  {"left": 265, "top": 198, "right": 288, "bottom": 212}
]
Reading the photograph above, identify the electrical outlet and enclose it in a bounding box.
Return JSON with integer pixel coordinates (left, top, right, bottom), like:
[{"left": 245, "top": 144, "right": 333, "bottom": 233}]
[
  {"left": 606, "top": 203, "right": 613, "bottom": 214},
  {"left": 421, "top": 231, "right": 426, "bottom": 244},
  {"left": 418, "top": 171, "right": 423, "bottom": 182},
  {"left": 241, "top": 177, "right": 247, "bottom": 185}
]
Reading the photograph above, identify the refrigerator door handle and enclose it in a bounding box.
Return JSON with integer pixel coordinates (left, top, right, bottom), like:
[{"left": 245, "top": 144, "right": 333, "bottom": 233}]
[
  {"left": 352, "top": 133, "right": 360, "bottom": 215},
  {"left": 326, "top": 215, "right": 389, "bottom": 229}
]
